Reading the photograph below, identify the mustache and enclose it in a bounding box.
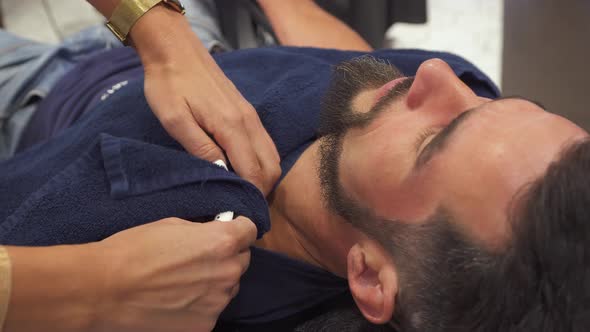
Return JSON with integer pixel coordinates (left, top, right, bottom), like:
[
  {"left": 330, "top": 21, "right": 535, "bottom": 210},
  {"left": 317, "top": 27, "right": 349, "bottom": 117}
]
[
  {"left": 319, "top": 56, "right": 406, "bottom": 136},
  {"left": 370, "top": 77, "right": 415, "bottom": 116}
]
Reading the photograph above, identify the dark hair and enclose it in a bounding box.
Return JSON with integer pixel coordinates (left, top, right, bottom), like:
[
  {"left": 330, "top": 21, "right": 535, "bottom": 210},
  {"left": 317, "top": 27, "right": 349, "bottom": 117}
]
[
  {"left": 319, "top": 131, "right": 491, "bottom": 330},
  {"left": 318, "top": 58, "right": 492, "bottom": 329},
  {"left": 482, "top": 137, "right": 590, "bottom": 332},
  {"left": 317, "top": 55, "right": 412, "bottom": 137},
  {"left": 318, "top": 56, "right": 590, "bottom": 331},
  {"left": 293, "top": 306, "right": 396, "bottom": 332}
]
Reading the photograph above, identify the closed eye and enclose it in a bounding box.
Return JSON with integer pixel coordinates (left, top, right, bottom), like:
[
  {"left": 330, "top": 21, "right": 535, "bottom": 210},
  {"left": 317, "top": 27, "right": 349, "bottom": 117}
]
[
  {"left": 414, "top": 109, "right": 478, "bottom": 169},
  {"left": 414, "top": 128, "right": 439, "bottom": 154}
]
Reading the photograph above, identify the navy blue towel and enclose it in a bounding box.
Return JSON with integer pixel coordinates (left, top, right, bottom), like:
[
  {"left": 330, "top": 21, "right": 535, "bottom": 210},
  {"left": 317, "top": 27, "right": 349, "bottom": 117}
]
[
  {"left": 0, "top": 46, "right": 499, "bottom": 244},
  {"left": 0, "top": 46, "right": 499, "bottom": 323}
]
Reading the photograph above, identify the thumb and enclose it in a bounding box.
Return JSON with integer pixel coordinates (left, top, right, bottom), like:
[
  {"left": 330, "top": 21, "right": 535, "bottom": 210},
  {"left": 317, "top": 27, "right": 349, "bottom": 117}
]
[{"left": 222, "top": 216, "right": 258, "bottom": 250}]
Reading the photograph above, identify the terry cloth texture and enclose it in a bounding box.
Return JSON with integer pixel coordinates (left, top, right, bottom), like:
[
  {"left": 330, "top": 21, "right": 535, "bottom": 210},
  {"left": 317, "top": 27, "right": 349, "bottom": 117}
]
[{"left": 0, "top": 46, "right": 499, "bottom": 324}]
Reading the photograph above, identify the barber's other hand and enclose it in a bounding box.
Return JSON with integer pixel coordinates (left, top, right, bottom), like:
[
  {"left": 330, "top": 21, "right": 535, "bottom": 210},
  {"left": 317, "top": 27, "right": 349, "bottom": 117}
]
[
  {"left": 91, "top": 217, "right": 257, "bottom": 332},
  {"left": 130, "top": 6, "right": 281, "bottom": 195}
]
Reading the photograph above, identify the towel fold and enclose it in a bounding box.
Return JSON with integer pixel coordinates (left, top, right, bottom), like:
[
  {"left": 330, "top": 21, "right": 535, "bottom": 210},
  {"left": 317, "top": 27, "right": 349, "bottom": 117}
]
[
  {"left": 1, "top": 131, "right": 269, "bottom": 244},
  {"left": 0, "top": 46, "right": 499, "bottom": 324}
]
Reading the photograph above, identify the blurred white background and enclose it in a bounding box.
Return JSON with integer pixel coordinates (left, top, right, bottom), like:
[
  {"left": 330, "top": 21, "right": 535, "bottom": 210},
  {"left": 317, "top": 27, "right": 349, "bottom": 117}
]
[
  {"left": 1, "top": 0, "right": 504, "bottom": 87},
  {"left": 386, "top": 0, "right": 503, "bottom": 87}
]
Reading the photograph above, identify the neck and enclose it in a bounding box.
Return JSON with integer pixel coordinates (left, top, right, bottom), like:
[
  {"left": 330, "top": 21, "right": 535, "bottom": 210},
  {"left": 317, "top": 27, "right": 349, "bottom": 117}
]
[{"left": 255, "top": 141, "right": 358, "bottom": 278}]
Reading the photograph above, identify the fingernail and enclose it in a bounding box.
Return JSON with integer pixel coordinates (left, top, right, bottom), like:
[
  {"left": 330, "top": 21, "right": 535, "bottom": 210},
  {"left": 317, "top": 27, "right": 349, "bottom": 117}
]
[
  {"left": 215, "top": 211, "right": 234, "bottom": 222},
  {"left": 214, "top": 159, "right": 229, "bottom": 171}
]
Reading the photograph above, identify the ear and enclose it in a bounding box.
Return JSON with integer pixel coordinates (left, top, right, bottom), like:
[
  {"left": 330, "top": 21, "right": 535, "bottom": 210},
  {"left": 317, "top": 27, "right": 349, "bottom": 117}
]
[{"left": 347, "top": 242, "right": 398, "bottom": 324}]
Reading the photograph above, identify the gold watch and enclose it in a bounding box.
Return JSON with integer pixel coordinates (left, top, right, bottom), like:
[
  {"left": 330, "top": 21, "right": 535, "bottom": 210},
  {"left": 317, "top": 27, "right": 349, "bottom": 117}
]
[{"left": 106, "top": 0, "right": 186, "bottom": 43}]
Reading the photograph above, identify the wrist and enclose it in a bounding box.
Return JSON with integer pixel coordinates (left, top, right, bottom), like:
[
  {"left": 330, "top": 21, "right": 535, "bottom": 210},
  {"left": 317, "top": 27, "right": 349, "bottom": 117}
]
[
  {"left": 80, "top": 242, "right": 110, "bottom": 332},
  {"left": 129, "top": 4, "right": 207, "bottom": 66},
  {"left": 3, "top": 245, "right": 102, "bottom": 332}
]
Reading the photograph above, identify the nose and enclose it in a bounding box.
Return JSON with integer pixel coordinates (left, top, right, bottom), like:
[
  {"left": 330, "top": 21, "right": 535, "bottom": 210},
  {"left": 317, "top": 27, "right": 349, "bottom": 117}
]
[{"left": 406, "top": 59, "right": 481, "bottom": 117}]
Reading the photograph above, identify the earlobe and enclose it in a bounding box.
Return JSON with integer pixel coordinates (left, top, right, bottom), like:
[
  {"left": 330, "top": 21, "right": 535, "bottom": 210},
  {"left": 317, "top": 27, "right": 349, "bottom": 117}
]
[{"left": 347, "top": 243, "right": 397, "bottom": 324}]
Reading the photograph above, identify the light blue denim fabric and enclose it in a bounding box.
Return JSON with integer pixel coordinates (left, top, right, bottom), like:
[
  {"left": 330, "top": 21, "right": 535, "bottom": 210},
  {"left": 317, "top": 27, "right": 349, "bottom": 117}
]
[{"left": 0, "top": 0, "right": 228, "bottom": 160}]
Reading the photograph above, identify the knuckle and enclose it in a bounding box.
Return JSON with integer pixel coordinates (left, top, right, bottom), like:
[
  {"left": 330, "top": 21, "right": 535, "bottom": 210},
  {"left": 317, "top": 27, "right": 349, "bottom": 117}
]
[
  {"left": 198, "top": 321, "right": 216, "bottom": 332},
  {"left": 160, "top": 114, "right": 183, "bottom": 130},
  {"left": 215, "top": 232, "right": 239, "bottom": 255},
  {"left": 224, "top": 112, "right": 245, "bottom": 127},
  {"left": 249, "top": 162, "right": 281, "bottom": 194},
  {"left": 269, "top": 164, "right": 282, "bottom": 182},
  {"left": 245, "top": 164, "right": 264, "bottom": 183},
  {"left": 227, "top": 262, "right": 244, "bottom": 281},
  {"left": 230, "top": 284, "right": 240, "bottom": 298},
  {"left": 217, "top": 295, "right": 232, "bottom": 313},
  {"left": 243, "top": 108, "right": 259, "bottom": 123},
  {"left": 239, "top": 99, "right": 256, "bottom": 113},
  {"left": 241, "top": 254, "right": 251, "bottom": 274},
  {"left": 193, "top": 142, "right": 220, "bottom": 160},
  {"left": 243, "top": 249, "right": 252, "bottom": 265}
]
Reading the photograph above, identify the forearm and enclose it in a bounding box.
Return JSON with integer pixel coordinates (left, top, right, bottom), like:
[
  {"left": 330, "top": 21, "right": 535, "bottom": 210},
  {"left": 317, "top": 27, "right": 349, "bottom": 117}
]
[
  {"left": 2, "top": 244, "right": 102, "bottom": 332},
  {"left": 86, "top": 0, "right": 120, "bottom": 17},
  {"left": 257, "top": 0, "right": 373, "bottom": 51},
  {"left": 129, "top": 4, "right": 211, "bottom": 66},
  {"left": 0, "top": 247, "right": 10, "bottom": 332}
]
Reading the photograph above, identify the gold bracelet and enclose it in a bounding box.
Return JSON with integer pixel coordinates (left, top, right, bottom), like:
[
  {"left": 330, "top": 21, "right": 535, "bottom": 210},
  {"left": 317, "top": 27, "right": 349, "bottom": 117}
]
[
  {"left": 0, "top": 246, "right": 11, "bottom": 332},
  {"left": 106, "top": 0, "right": 186, "bottom": 43}
]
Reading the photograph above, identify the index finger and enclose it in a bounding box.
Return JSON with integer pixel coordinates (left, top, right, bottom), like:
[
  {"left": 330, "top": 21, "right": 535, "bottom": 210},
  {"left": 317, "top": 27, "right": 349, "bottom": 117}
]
[{"left": 222, "top": 216, "right": 258, "bottom": 251}]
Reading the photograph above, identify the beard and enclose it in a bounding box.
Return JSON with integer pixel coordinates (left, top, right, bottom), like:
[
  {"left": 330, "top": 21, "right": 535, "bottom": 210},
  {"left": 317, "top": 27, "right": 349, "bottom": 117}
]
[
  {"left": 316, "top": 57, "right": 493, "bottom": 332},
  {"left": 317, "top": 55, "right": 413, "bottom": 137},
  {"left": 317, "top": 55, "right": 413, "bottom": 226}
]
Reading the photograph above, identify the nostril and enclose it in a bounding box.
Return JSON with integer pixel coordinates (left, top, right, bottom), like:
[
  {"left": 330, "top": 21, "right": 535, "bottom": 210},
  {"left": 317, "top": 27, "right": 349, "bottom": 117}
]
[
  {"left": 406, "top": 60, "right": 451, "bottom": 109},
  {"left": 406, "top": 74, "right": 428, "bottom": 109},
  {"left": 407, "top": 58, "right": 476, "bottom": 111}
]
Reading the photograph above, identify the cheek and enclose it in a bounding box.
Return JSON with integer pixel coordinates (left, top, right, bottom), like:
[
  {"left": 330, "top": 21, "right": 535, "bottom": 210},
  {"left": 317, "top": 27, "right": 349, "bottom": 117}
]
[
  {"left": 340, "top": 127, "right": 439, "bottom": 222},
  {"left": 430, "top": 143, "right": 516, "bottom": 247},
  {"left": 342, "top": 125, "right": 411, "bottom": 188},
  {"left": 373, "top": 172, "right": 440, "bottom": 222}
]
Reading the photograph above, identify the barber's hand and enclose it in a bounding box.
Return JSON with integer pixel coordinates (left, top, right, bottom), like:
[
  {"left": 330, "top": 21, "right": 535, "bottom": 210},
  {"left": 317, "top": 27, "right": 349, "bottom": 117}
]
[
  {"left": 91, "top": 217, "right": 257, "bottom": 332},
  {"left": 130, "top": 6, "right": 281, "bottom": 195}
]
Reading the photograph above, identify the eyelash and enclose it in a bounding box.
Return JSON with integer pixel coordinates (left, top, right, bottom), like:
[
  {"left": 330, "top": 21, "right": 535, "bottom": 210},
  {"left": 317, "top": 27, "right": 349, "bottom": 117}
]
[{"left": 414, "top": 128, "right": 438, "bottom": 153}]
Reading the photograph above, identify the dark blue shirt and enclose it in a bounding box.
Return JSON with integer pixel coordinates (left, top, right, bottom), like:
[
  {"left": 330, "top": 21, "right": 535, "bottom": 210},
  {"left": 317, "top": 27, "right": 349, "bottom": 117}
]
[{"left": 5, "top": 46, "right": 499, "bottom": 325}]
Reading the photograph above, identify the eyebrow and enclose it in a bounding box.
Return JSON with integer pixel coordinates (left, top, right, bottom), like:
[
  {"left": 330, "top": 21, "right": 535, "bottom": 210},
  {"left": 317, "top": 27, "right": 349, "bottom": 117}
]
[
  {"left": 414, "top": 96, "right": 547, "bottom": 169},
  {"left": 415, "top": 108, "right": 477, "bottom": 168}
]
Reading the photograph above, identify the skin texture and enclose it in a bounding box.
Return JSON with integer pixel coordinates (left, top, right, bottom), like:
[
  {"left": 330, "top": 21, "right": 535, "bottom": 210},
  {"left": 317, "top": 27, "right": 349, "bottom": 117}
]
[
  {"left": 258, "top": 0, "right": 372, "bottom": 51},
  {"left": 4, "top": 217, "right": 257, "bottom": 332},
  {"left": 89, "top": 0, "right": 281, "bottom": 196},
  {"left": 2, "top": 1, "right": 374, "bottom": 331},
  {"left": 131, "top": 5, "right": 281, "bottom": 196},
  {"left": 339, "top": 59, "right": 587, "bottom": 248},
  {"left": 259, "top": 58, "right": 588, "bottom": 324},
  {"left": 3, "top": 2, "right": 278, "bottom": 331},
  {"left": 4, "top": 0, "right": 582, "bottom": 330}
]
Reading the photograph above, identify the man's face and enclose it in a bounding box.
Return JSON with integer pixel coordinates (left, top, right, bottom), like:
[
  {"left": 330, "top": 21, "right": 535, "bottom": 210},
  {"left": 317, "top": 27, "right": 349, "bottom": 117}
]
[{"left": 320, "top": 57, "right": 587, "bottom": 249}]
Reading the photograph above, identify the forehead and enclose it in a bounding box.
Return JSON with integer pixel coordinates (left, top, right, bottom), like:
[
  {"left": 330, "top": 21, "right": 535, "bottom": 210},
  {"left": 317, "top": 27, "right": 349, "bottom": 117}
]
[
  {"left": 338, "top": 96, "right": 588, "bottom": 248},
  {"left": 423, "top": 99, "right": 588, "bottom": 247},
  {"left": 442, "top": 99, "right": 586, "bottom": 165}
]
